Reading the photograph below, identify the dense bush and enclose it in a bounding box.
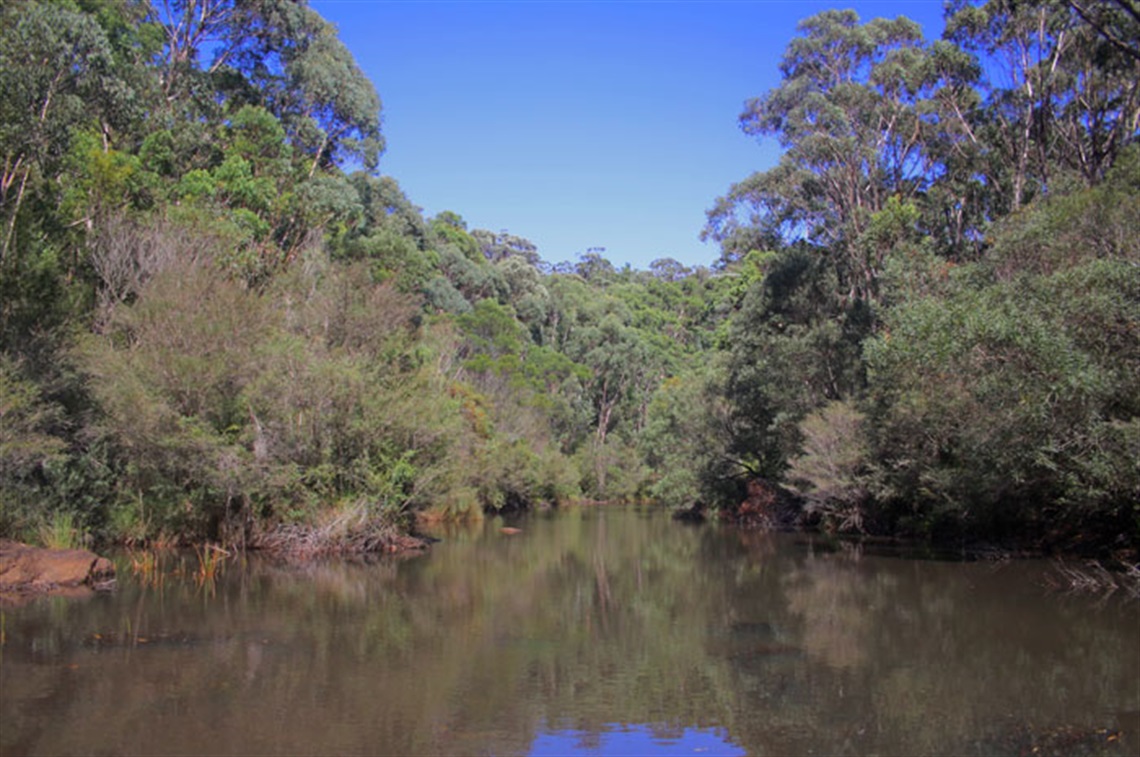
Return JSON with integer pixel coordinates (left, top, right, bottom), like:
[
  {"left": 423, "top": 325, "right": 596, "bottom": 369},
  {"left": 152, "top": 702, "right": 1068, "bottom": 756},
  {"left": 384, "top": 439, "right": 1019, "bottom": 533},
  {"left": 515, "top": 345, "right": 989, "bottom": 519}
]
[{"left": 2, "top": 0, "right": 1137, "bottom": 557}]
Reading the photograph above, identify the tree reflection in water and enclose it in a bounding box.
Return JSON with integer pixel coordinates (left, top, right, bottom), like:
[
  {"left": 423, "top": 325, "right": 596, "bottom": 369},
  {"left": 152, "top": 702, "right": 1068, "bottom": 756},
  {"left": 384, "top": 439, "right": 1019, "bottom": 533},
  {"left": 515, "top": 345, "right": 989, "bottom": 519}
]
[{"left": 1, "top": 507, "right": 1137, "bottom": 756}]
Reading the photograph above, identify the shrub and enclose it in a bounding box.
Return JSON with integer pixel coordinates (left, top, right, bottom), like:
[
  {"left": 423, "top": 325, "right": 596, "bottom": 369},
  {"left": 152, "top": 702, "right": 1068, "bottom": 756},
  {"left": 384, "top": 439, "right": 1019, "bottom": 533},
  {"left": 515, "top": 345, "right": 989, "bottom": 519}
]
[{"left": 787, "top": 400, "right": 873, "bottom": 533}]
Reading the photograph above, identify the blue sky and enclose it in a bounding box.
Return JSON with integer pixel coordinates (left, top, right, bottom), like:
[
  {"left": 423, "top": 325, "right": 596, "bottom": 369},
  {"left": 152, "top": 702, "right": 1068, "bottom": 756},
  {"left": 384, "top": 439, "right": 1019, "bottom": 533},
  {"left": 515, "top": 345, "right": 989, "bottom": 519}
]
[{"left": 311, "top": 1, "right": 947, "bottom": 270}]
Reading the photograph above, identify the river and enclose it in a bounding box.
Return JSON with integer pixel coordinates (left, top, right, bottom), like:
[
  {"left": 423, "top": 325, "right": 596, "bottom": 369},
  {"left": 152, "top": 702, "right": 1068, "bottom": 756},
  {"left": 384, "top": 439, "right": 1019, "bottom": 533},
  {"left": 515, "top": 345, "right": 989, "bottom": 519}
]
[{"left": 2, "top": 506, "right": 1137, "bottom": 756}]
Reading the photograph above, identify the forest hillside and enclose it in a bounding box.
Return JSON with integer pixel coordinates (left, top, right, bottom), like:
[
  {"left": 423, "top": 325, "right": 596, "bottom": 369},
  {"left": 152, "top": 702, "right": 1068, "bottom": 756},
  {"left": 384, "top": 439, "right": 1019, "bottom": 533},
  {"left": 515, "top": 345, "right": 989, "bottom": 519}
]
[{"left": 1, "top": 0, "right": 1136, "bottom": 557}]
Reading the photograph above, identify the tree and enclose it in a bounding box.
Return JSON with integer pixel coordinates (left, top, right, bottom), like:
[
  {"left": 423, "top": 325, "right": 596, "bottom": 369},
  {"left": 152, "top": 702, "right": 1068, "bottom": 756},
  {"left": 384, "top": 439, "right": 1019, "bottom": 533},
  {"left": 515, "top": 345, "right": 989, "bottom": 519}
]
[
  {"left": 718, "top": 247, "right": 868, "bottom": 484},
  {"left": 1067, "top": 0, "right": 1140, "bottom": 63},
  {"left": 0, "top": 1, "right": 131, "bottom": 265},
  {"left": 945, "top": 0, "right": 1140, "bottom": 206},
  {"left": 706, "top": 10, "right": 948, "bottom": 304},
  {"left": 574, "top": 248, "right": 616, "bottom": 283},
  {"left": 641, "top": 367, "right": 733, "bottom": 511},
  {"left": 155, "top": 0, "right": 383, "bottom": 174},
  {"left": 862, "top": 152, "right": 1140, "bottom": 542},
  {"left": 0, "top": 356, "right": 66, "bottom": 533},
  {"left": 226, "top": 0, "right": 384, "bottom": 174},
  {"left": 472, "top": 228, "right": 541, "bottom": 266},
  {"left": 1050, "top": 2, "right": 1140, "bottom": 184},
  {"left": 648, "top": 257, "right": 691, "bottom": 282}
]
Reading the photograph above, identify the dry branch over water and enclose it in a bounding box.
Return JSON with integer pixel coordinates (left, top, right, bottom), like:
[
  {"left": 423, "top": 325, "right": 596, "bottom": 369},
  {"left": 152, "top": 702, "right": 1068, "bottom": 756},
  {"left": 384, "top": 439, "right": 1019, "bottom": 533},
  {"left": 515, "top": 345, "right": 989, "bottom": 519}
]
[
  {"left": 253, "top": 504, "right": 428, "bottom": 559},
  {"left": 1047, "top": 560, "right": 1140, "bottom": 599}
]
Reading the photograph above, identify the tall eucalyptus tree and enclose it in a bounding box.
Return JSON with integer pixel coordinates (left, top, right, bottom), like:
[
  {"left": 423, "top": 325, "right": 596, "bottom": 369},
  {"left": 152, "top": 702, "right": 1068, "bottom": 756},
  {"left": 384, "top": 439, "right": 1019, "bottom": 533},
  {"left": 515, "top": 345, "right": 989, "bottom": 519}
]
[
  {"left": 0, "top": 2, "right": 130, "bottom": 267},
  {"left": 705, "top": 10, "right": 951, "bottom": 303},
  {"left": 154, "top": 0, "right": 383, "bottom": 174}
]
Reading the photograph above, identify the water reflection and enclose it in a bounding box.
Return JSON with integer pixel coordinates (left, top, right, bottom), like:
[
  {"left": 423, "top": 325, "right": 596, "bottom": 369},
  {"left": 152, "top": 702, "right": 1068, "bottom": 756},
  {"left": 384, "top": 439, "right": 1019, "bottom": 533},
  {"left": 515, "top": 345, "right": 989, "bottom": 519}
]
[
  {"left": 1, "top": 507, "right": 1137, "bottom": 756},
  {"left": 530, "top": 723, "right": 746, "bottom": 756}
]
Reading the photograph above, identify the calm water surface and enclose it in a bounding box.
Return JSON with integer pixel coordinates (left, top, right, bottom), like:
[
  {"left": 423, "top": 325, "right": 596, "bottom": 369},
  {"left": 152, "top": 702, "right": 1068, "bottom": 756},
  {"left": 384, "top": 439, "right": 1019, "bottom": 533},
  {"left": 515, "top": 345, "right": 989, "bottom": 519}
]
[{"left": 2, "top": 506, "right": 1138, "bottom": 756}]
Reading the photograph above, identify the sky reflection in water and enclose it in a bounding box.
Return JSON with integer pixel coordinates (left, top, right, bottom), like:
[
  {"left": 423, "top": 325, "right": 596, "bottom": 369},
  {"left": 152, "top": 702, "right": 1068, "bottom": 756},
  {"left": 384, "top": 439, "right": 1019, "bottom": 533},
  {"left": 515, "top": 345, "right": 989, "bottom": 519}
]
[{"left": 530, "top": 724, "right": 746, "bottom": 757}]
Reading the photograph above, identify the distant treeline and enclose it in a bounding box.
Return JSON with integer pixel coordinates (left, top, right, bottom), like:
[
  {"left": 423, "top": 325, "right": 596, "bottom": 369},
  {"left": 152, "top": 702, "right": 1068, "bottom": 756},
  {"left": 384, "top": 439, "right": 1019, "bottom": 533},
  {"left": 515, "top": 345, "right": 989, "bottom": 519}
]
[{"left": 1, "top": 1, "right": 1136, "bottom": 556}]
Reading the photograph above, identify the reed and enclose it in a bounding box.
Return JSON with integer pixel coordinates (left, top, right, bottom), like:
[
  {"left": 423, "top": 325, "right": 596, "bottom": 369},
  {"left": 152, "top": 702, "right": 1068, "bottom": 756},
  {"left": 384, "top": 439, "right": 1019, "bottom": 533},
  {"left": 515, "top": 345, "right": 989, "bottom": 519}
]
[
  {"left": 194, "top": 544, "right": 229, "bottom": 590},
  {"left": 128, "top": 550, "right": 164, "bottom": 589},
  {"left": 37, "top": 512, "right": 84, "bottom": 550}
]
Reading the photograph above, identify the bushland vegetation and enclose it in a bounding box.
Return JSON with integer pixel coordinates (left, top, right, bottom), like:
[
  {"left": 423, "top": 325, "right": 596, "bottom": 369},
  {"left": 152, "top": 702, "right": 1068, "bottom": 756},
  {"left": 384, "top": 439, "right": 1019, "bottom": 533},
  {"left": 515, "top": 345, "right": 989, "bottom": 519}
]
[
  {"left": 0, "top": 0, "right": 1136, "bottom": 557},
  {"left": 689, "top": 2, "right": 1140, "bottom": 554}
]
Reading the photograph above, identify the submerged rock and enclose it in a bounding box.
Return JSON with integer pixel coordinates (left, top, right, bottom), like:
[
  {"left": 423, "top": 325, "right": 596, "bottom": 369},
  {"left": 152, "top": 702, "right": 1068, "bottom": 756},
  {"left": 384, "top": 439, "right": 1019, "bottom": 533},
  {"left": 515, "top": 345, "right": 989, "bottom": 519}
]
[{"left": 0, "top": 540, "right": 115, "bottom": 604}]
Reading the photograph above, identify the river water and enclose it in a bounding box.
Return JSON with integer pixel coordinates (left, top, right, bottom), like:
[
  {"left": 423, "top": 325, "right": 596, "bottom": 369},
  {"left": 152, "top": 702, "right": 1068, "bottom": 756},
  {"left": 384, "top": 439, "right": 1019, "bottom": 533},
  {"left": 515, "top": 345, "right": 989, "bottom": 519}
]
[{"left": 2, "top": 506, "right": 1137, "bottom": 756}]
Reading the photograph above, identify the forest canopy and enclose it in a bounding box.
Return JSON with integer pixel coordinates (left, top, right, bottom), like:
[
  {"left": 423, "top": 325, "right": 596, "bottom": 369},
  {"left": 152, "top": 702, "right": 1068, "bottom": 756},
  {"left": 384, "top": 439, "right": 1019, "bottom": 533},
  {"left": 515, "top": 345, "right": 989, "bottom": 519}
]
[{"left": 0, "top": 0, "right": 1136, "bottom": 557}]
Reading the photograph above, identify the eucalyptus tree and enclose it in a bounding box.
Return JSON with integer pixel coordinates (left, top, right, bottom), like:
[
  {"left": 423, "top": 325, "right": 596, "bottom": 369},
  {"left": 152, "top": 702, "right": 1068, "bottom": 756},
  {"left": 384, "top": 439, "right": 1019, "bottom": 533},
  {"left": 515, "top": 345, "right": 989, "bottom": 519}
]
[
  {"left": 472, "top": 229, "right": 541, "bottom": 266},
  {"left": 574, "top": 249, "right": 617, "bottom": 284},
  {"left": 648, "top": 257, "right": 691, "bottom": 283},
  {"left": 697, "top": 11, "right": 940, "bottom": 508},
  {"left": 1066, "top": 0, "right": 1140, "bottom": 63},
  {"left": 706, "top": 10, "right": 952, "bottom": 303},
  {"left": 226, "top": 0, "right": 383, "bottom": 175},
  {"left": 495, "top": 255, "right": 551, "bottom": 340},
  {"left": 154, "top": 0, "right": 383, "bottom": 174},
  {"left": 1052, "top": 9, "right": 1140, "bottom": 185},
  {"left": 945, "top": 0, "right": 1140, "bottom": 209},
  {"left": 0, "top": 1, "right": 132, "bottom": 267}
]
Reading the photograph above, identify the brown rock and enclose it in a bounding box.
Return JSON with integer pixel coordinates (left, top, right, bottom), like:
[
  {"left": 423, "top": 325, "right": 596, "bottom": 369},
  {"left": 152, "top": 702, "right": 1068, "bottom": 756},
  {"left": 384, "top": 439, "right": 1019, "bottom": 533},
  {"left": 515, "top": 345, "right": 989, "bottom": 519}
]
[{"left": 0, "top": 540, "right": 116, "bottom": 600}]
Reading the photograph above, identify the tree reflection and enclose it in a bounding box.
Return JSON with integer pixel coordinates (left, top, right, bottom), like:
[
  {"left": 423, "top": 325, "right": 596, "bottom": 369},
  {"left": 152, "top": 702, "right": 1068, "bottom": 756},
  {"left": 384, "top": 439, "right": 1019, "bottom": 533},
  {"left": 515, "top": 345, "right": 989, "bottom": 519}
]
[{"left": 1, "top": 509, "right": 1137, "bottom": 757}]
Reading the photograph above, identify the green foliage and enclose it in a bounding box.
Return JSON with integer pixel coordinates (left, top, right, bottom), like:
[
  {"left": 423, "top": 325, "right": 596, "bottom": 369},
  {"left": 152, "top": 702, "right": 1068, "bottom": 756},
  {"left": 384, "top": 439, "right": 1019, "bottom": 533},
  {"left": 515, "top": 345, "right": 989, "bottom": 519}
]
[
  {"left": 718, "top": 247, "right": 869, "bottom": 484},
  {"left": 0, "top": 357, "right": 67, "bottom": 536},
  {"left": 696, "top": 2, "right": 1139, "bottom": 553},
  {"left": 0, "top": 0, "right": 131, "bottom": 265},
  {"left": 430, "top": 212, "right": 482, "bottom": 262},
  {"left": 424, "top": 275, "right": 473, "bottom": 314},
  {"left": 641, "top": 369, "right": 732, "bottom": 511},
  {"left": 435, "top": 244, "right": 507, "bottom": 304},
  {"left": 0, "top": 0, "right": 604, "bottom": 548},
  {"left": 37, "top": 510, "right": 86, "bottom": 550},
  {"left": 459, "top": 299, "right": 524, "bottom": 357},
  {"left": 945, "top": 0, "right": 1140, "bottom": 201},
  {"left": 160, "top": 0, "right": 384, "bottom": 173},
  {"left": 2, "top": 0, "right": 1135, "bottom": 555},
  {"left": 863, "top": 174, "right": 1140, "bottom": 542},
  {"left": 471, "top": 438, "right": 575, "bottom": 512},
  {"left": 72, "top": 252, "right": 438, "bottom": 542},
  {"left": 574, "top": 438, "right": 649, "bottom": 503},
  {"left": 706, "top": 9, "right": 945, "bottom": 280}
]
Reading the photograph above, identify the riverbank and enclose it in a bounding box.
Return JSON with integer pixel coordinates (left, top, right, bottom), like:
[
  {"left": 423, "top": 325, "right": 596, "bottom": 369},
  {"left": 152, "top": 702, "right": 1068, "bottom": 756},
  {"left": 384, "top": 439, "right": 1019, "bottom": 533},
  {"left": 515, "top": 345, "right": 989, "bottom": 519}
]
[{"left": 0, "top": 540, "right": 116, "bottom": 606}]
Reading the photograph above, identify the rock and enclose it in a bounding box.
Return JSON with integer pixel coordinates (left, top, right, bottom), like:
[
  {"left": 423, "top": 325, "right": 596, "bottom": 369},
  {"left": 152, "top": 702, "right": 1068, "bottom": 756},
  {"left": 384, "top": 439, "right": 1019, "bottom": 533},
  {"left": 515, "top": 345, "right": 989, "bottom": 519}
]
[
  {"left": 0, "top": 540, "right": 116, "bottom": 603},
  {"left": 500, "top": 527, "right": 522, "bottom": 535}
]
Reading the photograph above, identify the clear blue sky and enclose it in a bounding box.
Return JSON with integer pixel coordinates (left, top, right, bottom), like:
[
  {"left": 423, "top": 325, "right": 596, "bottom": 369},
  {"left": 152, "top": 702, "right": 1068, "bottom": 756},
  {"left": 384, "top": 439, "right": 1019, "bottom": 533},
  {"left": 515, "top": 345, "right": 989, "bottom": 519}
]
[{"left": 310, "top": 1, "right": 947, "bottom": 270}]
